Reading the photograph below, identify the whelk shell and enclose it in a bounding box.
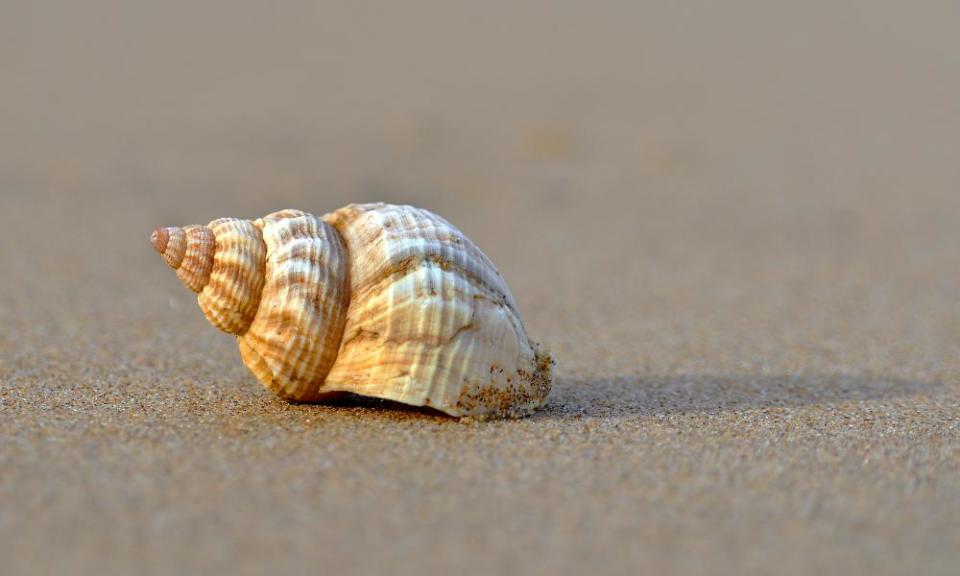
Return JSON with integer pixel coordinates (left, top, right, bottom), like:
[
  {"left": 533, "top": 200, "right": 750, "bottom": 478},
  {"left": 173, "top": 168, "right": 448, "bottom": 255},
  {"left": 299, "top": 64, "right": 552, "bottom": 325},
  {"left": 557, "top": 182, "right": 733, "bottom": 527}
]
[{"left": 150, "top": 203, "right": 553, "bottom": 417}]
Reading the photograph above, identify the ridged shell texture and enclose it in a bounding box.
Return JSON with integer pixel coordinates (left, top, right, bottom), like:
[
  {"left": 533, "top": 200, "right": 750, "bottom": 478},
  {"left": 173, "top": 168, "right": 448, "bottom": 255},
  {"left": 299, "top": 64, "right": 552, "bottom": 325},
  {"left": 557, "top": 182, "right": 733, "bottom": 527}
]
[{"left": 151, "top": 203, "right": 553, "bottom": 417}]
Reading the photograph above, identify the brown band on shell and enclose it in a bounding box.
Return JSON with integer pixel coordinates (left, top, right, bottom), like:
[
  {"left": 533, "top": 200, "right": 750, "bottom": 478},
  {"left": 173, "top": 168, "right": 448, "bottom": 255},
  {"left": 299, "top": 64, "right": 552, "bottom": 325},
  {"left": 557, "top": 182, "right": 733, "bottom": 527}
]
[
  {"left": 197, "top": 218, "right": 267, "bottom": 336},
  {"left": 155, "top": 226, "right": 187, "bottom": 269},
  {"left": 175, "top": 226, "right": 216, "bottom": 292},
  {"left": 238, "top": 213, "right": 350, "bottom": 401},
  {"left": 151, "top": 225, "right": 215, "bottom": 292},
  {"left": 150, "top": 228, "right": 169, "bottom": 255}
]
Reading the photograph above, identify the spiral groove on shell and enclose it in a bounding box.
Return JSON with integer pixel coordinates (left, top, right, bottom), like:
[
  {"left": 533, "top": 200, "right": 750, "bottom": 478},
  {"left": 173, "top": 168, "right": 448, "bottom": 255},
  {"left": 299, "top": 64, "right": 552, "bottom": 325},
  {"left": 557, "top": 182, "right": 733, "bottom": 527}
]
[
  {"left": 151, "top": 203, "right": 553, "bottom": 417},
  {"left": 199, "top": 218, "right": 266, "bottom": 335},
  {"left": 238, "top": 210, "right": 350, "bottom": 401}
]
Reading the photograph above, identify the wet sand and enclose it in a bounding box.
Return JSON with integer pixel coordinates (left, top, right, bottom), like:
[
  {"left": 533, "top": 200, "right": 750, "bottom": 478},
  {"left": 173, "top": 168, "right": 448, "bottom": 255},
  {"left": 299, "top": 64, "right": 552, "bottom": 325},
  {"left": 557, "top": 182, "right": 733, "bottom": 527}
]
[{"left": 2, "top": 2, "right": 959, "bottom": 574}]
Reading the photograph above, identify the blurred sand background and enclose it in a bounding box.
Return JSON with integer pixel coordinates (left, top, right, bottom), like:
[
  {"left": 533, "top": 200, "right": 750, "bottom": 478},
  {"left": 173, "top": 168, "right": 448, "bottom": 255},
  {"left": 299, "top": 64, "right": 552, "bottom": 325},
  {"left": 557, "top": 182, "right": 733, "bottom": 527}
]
[{"left": 2, "top": 1, "right": 959, "bottom": 574}]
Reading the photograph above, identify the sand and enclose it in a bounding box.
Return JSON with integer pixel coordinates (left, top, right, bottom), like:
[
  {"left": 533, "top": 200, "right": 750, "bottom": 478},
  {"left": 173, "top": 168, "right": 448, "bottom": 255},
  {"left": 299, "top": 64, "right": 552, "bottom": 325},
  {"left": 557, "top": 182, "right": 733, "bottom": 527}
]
[{"left": 2, "top": 2, "right": 959, "bottom": 575}]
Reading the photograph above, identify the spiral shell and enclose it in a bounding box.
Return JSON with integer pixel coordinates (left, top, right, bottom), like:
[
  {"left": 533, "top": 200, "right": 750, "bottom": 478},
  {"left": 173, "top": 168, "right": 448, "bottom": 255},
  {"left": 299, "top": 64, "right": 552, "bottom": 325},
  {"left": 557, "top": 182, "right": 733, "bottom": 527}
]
[{"left": 151, "top": 203, "right": 553, "bottom": 417}]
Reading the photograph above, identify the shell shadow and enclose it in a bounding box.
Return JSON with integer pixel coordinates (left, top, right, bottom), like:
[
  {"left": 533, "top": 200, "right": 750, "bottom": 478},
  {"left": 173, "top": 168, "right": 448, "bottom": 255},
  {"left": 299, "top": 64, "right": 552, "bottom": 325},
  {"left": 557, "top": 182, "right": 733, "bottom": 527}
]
[
  {"left": 310, "top": 393, "right": 453, "bottom": 420},
  {"left": 532, "top": 373, "right": 943, "bottom": 420}
]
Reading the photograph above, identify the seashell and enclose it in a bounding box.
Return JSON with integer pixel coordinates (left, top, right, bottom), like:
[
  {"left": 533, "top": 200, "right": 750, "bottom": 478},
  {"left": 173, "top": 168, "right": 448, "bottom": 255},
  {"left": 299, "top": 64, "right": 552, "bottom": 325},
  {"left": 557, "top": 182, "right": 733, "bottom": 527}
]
[{"left": 150, "top": 203, "right": 553, "bottom": 417}]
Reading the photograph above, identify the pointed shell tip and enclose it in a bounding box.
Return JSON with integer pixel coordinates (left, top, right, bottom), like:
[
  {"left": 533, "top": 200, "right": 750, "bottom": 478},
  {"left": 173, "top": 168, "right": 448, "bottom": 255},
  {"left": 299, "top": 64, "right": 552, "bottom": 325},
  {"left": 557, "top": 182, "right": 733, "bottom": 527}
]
[{"left": 150, "top": 228, "right": 168, "bottom": 254}]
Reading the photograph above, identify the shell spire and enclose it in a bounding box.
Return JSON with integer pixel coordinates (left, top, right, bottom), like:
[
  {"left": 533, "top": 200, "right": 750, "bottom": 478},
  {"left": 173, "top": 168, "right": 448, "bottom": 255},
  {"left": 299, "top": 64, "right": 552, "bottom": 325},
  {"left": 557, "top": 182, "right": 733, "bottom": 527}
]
[
  {"left": 150, "top": 204, "right": 554, "bottom": 418},
  {"left": 150, "top": 225, "right": 215, "bottom": 292},
  {"left": 151, "top": 219, "right": 268, "bottom": 336}
]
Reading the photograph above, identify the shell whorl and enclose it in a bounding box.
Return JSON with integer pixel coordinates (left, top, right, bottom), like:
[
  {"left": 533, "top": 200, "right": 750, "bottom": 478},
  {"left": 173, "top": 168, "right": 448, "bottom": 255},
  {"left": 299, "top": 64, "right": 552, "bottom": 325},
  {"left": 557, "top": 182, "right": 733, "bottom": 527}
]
[
  {"left": 152, "top": 212, "right": 350, "bottom": 400},
  {"left": 198, "top": 219, "right": 267, "bottom": 335},
  {"left": 152, "top": 220, "right": 267, "bottom": 335},
  {"left": 237, "top": 210, "right": 350, "bottom": 401},
  {"left": 321, "top": 203, "right": 551, "bottom": 416},
  {"left": 151, "top": 225, "right": 216, "bottom": 293}
]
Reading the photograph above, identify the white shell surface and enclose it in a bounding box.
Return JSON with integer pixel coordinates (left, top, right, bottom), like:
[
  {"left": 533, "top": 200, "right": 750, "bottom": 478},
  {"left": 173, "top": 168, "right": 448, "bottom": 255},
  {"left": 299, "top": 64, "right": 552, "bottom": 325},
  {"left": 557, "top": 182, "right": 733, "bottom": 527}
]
[{"left": 323, "top": 203, "right": 549, "bottom": 416}]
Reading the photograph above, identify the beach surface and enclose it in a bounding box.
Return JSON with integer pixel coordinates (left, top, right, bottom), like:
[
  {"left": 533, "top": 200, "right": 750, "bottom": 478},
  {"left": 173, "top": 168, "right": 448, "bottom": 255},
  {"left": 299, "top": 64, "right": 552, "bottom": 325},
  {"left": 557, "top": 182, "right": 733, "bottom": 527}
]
[{"left": 2, "top": 2, "right": 959, "bottom": 574}]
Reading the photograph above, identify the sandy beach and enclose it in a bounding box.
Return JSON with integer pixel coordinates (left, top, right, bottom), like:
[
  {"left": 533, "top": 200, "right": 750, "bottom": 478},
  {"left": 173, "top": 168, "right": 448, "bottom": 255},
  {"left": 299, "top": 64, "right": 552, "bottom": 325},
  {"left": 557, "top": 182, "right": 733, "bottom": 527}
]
[{"left": 2, "top": 2, "right": 959, "bottom": 574}]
